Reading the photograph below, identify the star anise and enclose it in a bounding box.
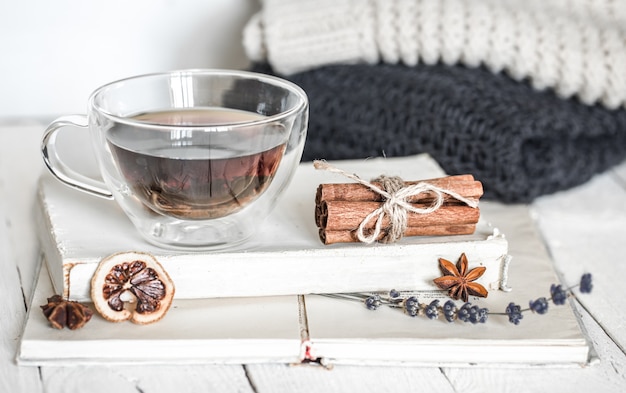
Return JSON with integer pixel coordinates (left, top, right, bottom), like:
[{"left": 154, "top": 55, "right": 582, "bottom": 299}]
[
  {"left": 40, "top": 295, "right": 94, "bottom": 330},
  {"left": 433, "top": 253, "right": 488, "bottom": 302}
]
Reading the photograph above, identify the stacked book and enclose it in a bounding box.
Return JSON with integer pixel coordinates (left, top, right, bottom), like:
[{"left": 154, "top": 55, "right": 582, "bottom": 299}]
[{"left": 18, "top": 154, "right": 592, "bottom": 367}]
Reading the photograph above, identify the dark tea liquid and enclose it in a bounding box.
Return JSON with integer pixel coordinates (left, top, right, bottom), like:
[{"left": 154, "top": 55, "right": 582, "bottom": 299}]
[{"left": 106, "top": 108, "right": 287, "bottom": 220}]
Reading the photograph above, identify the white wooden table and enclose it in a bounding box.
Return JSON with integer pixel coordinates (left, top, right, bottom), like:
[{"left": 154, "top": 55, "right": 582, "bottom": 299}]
[{"left": 1, "top": 121, "right": 625, "bottom": 392}]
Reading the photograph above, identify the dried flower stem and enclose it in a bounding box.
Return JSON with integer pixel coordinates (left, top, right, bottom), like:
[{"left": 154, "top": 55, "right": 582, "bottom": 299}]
[{"left": 321, "top": 274, "right": 592, "bottom": 326}]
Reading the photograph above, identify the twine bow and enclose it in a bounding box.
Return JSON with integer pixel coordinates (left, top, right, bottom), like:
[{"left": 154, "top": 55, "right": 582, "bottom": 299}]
[{"left": 314, "top": 160, "right": 479, "bottom": 244}]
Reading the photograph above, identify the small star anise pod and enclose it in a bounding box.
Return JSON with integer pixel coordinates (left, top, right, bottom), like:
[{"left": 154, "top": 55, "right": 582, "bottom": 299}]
[
  {"left": 433, "top": 253, "right": 488, "bottom": 302},
  {"left": 40, "top": 295, "right": 94, "bottom": 330}
]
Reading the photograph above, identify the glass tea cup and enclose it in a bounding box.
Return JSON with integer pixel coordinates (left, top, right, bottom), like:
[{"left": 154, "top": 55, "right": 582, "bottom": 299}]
[{"left": 42, "top": 69, "right": 308, "bottom": 249}]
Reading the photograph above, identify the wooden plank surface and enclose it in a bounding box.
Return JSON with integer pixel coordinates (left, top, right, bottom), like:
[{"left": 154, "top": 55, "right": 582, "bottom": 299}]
[
  {"left": 532, "top": 161, "right": 626, "bottom": 354},
  {"left": 0, "top": 123, "right": 43, "bottom": 392},
  {"left": 613, "top": 161, "right": 626, "bottom": 184},
  {"left": 1, "top": 122, "right": 625, "bottom": 392},
  {"left": 441, "top": 300, "right": 626, "bottom": 393},
  {"left": 246, "top": 364, "right": 455, "bottom": 393},
  {"left": 39, "top": 365, "right": 255, "bottom": 393},
  {"left": 0, "top": 120, "right": 44, "bottom": 306}
]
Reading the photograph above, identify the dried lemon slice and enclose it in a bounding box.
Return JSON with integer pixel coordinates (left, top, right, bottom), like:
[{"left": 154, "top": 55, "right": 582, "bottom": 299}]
[{"left": 91, "top": 251, "right": 175, "bottom": 325}]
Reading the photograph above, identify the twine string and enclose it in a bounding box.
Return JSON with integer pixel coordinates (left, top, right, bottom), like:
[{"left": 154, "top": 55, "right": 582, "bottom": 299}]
[{"left": 314, "top": 160, "right": 479, "bottom": 244}]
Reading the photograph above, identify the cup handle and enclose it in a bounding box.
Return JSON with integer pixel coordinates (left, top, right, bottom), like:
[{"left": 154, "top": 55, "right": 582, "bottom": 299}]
[{"left": 41, "top": 115, "right": 114, "bottom": 199}]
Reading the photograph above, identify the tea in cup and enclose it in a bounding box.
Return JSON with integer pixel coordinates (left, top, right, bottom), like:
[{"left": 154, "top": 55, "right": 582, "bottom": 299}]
[{"left": 42, "top": 70, "right": 308, "bottom": 249}]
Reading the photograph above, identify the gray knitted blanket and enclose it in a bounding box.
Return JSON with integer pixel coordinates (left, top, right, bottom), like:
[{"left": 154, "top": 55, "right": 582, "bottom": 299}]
[{"left": 251, "top": 63, "right": 626, "bottom": 203}]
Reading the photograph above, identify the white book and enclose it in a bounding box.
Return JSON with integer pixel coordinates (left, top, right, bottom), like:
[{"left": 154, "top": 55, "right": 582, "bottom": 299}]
[
  {"left": 19, "top": 155, "right": 592, "bottom": 366},
  {"left": 36, "top": 154, "right": 509, "bottom": 302},
  {"left": 20, "top": 261, "right": 305, "bottom": 365},
  {"left": 18, "top": 201, "right": 592, "bottom": 366},
  {"left": 304, "top": 203, "right": 593, "bottom": 366}
]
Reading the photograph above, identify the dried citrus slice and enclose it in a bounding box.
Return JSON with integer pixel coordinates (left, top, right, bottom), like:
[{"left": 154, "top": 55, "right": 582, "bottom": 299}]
[{"left": 90, "top": 251, "right": 175, "bottom": 325}]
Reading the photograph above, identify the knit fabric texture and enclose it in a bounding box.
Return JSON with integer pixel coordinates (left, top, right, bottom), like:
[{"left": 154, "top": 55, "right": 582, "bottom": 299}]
[
  {"left": 244, "top": 0, "right": 626, "bottom": 109},
  {"left": 251, "top": 62, "right": 626, "bottom": 203}
]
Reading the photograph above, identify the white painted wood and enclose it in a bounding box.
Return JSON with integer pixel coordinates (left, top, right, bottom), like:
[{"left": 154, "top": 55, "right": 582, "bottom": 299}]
[
  {"left": 441, "top": 301, "right": 626, "bottom": 393},
  {"left": 246, "top": 363, "right": 457, "bottom": 393},
  {"left": 532, "top": 167, "right": 626, "bottom": 353},
  {"left": 0, "top": 134, "right": 42, "bottom": 391},
  {"left": 611, "top": 159, "right": 626, "bottom": 185},
  {"left": 40, "top": 365, "right": 255, "bottom": 393},
  {"left": 0, "top": 121, "right": 45, "bottom": 305}
]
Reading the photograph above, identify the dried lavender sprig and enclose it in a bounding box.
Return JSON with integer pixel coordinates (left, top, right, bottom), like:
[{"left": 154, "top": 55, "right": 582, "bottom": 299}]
[
  {"left": 322, "top": 274, "right": 592, "bottom": 325},
  {"left": 491, "top": 273, "right": 594, "bottom": 320},
  {"left": 322, "top": 291, "right": 489, "bottom": 324}
]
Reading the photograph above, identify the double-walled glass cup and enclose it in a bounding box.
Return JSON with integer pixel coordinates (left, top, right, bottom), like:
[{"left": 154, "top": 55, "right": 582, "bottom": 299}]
[{"left": 42, "top": 70, "right": 308, "bottom": 249}]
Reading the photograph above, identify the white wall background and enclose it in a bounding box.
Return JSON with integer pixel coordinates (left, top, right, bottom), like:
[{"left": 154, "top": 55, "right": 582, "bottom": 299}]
[{"left": 0, "top": 0, "right": 259, "bottom": 119}]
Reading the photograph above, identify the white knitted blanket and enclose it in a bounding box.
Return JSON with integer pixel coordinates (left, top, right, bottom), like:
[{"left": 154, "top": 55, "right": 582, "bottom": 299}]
[{"left": 244, "top": 0, "right": 626, "bottom": 109}]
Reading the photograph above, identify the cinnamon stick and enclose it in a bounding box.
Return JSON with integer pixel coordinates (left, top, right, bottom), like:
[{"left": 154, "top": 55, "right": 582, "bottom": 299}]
[
  {"left": 317, "top": 201, "right": 480, "bottom": 231},
  {"left": 314, "top": 177, "right": 481, "bottom": 228},
  {"left": 313, "top": 172, "right": 482, "bottom": 244},
  {"left": 315, "top": 175, "right": 483, "bottom": 205},
  {"left": 319, "top": 224, "right": 477, "bottom": 244}
]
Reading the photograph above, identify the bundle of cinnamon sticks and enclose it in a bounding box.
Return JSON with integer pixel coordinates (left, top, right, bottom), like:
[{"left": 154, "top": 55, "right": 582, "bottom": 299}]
[{"left": 314, "top": 174, "right": 483, "bottom": 245}]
